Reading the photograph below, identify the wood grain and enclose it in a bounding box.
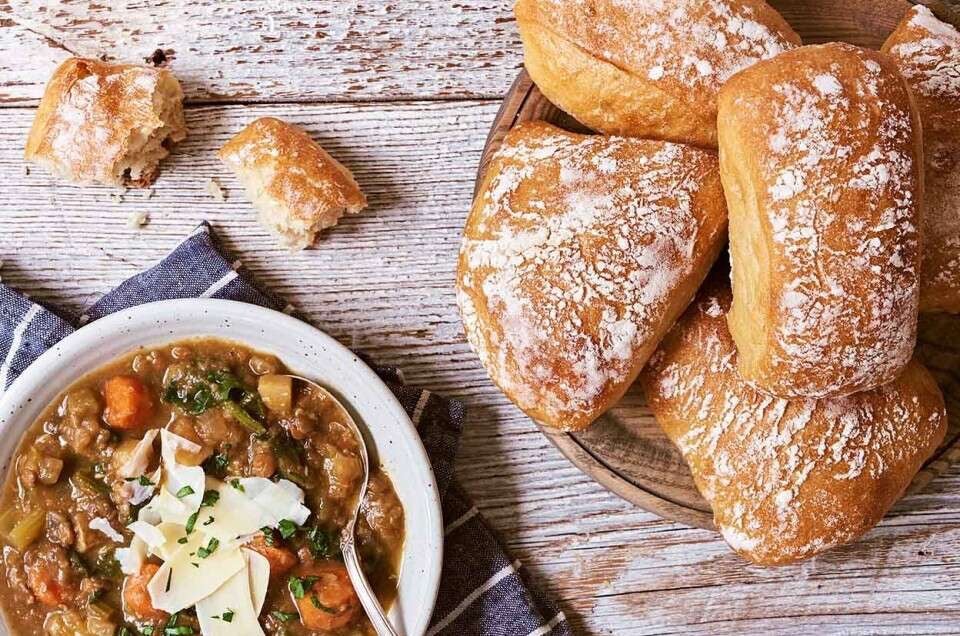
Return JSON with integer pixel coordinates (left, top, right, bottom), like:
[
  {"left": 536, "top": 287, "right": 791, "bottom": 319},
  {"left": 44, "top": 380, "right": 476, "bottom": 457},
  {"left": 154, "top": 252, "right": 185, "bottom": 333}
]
[
  {"left": 3, "top": 1, "right": 960, "bottom": 634},
  {"left": 0, "top": 0, "right": 523, "bottom": 106}
]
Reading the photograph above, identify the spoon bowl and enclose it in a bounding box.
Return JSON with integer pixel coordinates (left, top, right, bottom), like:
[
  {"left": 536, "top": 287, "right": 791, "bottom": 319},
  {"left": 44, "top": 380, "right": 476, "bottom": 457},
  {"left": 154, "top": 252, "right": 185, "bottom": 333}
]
[{"left": 280, "top": 374, "right": 400, "bottom": 636}]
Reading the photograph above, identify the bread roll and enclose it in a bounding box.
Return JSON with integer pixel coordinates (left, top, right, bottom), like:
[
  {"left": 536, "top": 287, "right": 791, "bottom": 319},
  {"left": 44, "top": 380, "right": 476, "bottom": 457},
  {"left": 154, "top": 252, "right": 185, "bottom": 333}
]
[
  {"left": 25, "top": 57, "right": 186, "bottom": 187},
  {"left": 514, "top": 0, "right": 800, "bottom": 148},
  {"left": 219, "top": 117, "right": 367, "bottom": 251},
  {"left": 641, "top": 276, "right": 947, "bottom": 565},
  {"left": 883, "top": 6, "right": 960, "bottom": 313},
  {"left": 457, "top": 121, "right": 727, "bottom": 431},
  {"left": 718, "top": 43, "right": 923, "bottom": 398}
]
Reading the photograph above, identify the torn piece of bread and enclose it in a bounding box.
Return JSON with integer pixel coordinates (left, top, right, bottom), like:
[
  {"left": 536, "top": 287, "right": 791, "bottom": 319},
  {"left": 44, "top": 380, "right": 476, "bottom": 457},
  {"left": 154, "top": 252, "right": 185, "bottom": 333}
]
[
  {"left": 25, "top": 57, "right": 187, "bottom": 187},
  {"left": 219, "top": 117, "right": 367, "bottom": 250},
  {"left": 457, "top": 121, "right": 728, "bottom": 431},
  {"left": 883, "top": 6, "right": 960, "bottom": 313},
  {"left": 641, "top": 276, "right": 947, "bottom": 565}
]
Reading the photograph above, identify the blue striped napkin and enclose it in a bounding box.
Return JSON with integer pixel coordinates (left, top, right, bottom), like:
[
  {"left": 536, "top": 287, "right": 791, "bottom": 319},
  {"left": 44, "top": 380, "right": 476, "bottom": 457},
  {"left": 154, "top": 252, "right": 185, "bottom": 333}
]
[{"left": 0, "top": 222, "right": 570, "bottom": 636}]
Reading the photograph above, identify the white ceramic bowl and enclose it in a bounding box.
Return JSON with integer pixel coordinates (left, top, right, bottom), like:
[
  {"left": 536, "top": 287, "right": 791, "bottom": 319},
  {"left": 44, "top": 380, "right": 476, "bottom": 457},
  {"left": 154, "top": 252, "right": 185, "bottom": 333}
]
[{"left": 0, "top": 299, "right": 443, "bottom": 636}]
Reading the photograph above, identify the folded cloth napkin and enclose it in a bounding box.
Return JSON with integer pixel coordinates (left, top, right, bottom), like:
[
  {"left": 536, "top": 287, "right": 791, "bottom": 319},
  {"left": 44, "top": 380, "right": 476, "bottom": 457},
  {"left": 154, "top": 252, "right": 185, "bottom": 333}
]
[{"left": 0, "top": 223, "right": 570, "bottom": 636}]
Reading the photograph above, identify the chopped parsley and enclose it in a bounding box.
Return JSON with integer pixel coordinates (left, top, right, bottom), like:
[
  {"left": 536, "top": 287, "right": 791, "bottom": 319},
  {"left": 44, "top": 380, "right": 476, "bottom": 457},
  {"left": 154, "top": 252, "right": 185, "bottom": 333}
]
[
  {"left": 230, "top": 478, "right": 245, "bottom": 492},
  {"left": 216, "top": 609, "right": 235, "bottom": 623},
  {"left": 310, "top": 595, "right": 337, "bottom": 613},
  {"left": 271, "top": 610, "right": 297, "bottom": 623},
  {"left": 288, "top": 575, "right": 320, "bottom": 600},
  {"left": 163, "top": 369, "right": 266, "bottom": 433},
  {"left": 260, "top": 527, "right": 276, "bottom": 546},
  {"left": 165, "top": 569, "right": 173, "bottom": 593},
  {"left": 185, "top": 512, "right": 199, "bottom": 535},
  {"left": 202, "top": 515, "right": 216, "bottom": 526},
  {"left": 203, "top": 451, "right": 230, "bottom": 477},
  {"left": 177, "top": 537, "right": 188, "bottom": 545},
  {"left": 125, "top": 475, "right": 154, "bottom": 486},
  {"left": 196, "top": 537, "right": 220, "bottom": 559},
  {"left": 175, "top": 485, "right": 195, "bottom": 498},
  {"left": 307, "top": 526, "right": 341, "bottom": 560},
  {"left": 278, "top": 519, "right": 298, "bottom": 539},
  {"left": 201, "top": 490, "right": 220, "bottom": 507}
]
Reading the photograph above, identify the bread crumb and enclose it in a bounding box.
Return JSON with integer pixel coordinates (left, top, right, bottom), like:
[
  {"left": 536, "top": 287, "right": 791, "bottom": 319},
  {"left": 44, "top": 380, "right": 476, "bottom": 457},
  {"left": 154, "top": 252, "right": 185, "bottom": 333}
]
[
  {"left": 206, "top": 178, "right": 226, "bottom": 201},
  {"left": 127, "top": 212, "right": 149, "bottom": 229},
  {"left": 110, "top": 189, "right": 126, "bottom": 204}
]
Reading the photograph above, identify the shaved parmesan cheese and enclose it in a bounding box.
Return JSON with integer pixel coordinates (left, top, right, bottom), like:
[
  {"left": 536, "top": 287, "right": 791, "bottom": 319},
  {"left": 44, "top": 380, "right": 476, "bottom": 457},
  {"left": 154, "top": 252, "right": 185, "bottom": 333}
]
[
  {"left": 158, "top": 429, "right": 205, "bottom": 521},
  {"left": 122, "top": 467, "right": 161, "bottom": 505},
  {"left": 239, "top": 477, "right": 311, "bottom": 526},
  {"left": 200, "top": 478, "right": 267, "bottom": 542},
  {"left": 195, "top": 551, "right": 265, "bottom": 636},
  {"left": 244, "top": 549, "right": 270, "bottom": 616},
  {"left": 128, "top": 520, "right": 168, "bottom": 551},
  {"left": 89, "top": 517, "right": 124, "bottom": 543},
  {"left": 116, "top": 535, "right": 147, "bottom": 575},
  {"left": 147, "top": 543, "right": 246, "bottom": 614},
  {"left": 119, "top": 429, "right": 159, "bottom": 478}
]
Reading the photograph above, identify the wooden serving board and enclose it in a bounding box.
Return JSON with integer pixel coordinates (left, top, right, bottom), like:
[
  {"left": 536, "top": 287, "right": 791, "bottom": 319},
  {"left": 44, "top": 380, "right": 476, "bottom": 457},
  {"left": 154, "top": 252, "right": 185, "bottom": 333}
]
[{"left": 474, "top": 0, "right": 960, "bottom": 530}]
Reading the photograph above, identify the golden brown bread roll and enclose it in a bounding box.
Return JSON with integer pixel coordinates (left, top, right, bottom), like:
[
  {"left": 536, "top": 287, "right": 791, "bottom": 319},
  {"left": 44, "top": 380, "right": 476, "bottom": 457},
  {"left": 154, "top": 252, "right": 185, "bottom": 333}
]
[
  {"left": 457, "top": 121, "right": 727, "bottom": 431},
  {"left": 883, "top": 6, "right": 960, "bottom": 314},
  {"left": 717, "top": 43, "right": 923, "bottom": 399},
  {"left": 25, "top": 57, "right": 186, "bottom": 187},
  {"left": 640, "top": 276, "right": 947, "bottom": 565},
  {"left": 514, "top": 0, "right": 800, "bottom": 148},
  {"left": 219, "top": 117, "right": 367, "bottom": 251}
]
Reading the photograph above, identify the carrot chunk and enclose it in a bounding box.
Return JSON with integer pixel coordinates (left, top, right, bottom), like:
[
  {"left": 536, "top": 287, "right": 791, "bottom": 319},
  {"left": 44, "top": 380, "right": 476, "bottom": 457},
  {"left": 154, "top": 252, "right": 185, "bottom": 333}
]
[
  {"left": 246, "top": 534, "right": 298, "bottom": 576},
  {"left": 103, "top": 375, "right": 153, "bottom": 429},
  {"left": 292, "top": 561, "right": 360, "bottom": 630},
  {"left": 122, "top": 563, "right": 167, "bottom": 621}
]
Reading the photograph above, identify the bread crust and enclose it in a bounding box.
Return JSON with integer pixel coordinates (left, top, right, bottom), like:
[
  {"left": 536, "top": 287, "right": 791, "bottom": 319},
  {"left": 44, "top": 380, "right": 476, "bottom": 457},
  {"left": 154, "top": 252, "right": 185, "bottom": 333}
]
[
  {"left": 24, "top": 57, "right": 186, "bottom": 187},
  {"left": 883, "top": 6, "right": 960, "bottom": 314},
  {"left": 457, "top": 121, "right": 727, "bottom": 431},
  {"left": 641, "top": 276, "right": 947, "bottom": 565},
  {"left": 514, "top": 0, "right": 800, "bottom": 148},
  {"left": 218, "top": 117, "right": 367, "bottom": 250},
  {"left": 718, "top": 43, "right": 923, "bottom": 398}
]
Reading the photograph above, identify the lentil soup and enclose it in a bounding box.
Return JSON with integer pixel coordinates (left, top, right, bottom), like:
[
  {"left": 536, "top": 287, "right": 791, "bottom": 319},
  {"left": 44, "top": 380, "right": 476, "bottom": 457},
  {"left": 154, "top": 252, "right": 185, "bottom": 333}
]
[{"left": 0, "top": 338, "right": 404, "bottom": 635}]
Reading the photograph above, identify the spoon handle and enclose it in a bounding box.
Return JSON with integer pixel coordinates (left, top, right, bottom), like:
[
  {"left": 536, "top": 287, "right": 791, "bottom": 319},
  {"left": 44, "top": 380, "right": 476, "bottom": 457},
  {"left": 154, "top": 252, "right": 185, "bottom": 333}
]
[{"left": 342, "top": 535, "right": 400, "bottom": 636}]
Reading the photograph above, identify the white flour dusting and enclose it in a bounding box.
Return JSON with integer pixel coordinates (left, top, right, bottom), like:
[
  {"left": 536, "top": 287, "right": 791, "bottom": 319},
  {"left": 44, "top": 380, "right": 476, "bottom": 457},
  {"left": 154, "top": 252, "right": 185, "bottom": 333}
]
[
  {"left": 644, "top": 284, "right": 946, "bottom": 564},
  {"left": 458, "top": 122, "right": 722, "bottom": 428}
]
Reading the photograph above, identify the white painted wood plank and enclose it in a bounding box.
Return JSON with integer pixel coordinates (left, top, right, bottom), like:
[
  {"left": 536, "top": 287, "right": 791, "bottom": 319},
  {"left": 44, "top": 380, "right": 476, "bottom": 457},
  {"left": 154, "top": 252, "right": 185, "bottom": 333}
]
[
  {"left": 1, "top": 102, "right": 959, "bottom": 634},
  {"left": 0, "top": 0, "right": 522, "bottom": 105}
]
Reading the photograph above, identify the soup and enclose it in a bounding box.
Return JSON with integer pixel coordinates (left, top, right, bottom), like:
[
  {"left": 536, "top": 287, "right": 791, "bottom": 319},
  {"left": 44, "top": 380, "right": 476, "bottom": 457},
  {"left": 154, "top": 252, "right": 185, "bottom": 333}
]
[{"left": 0, "top": 339, "right": 404, "bottom": 635}]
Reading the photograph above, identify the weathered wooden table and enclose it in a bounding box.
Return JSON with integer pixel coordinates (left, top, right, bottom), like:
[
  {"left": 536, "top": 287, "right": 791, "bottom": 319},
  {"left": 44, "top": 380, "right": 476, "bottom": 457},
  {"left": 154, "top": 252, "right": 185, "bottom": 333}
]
[{"left": 2, "top": 2, "right": 959, "bottom": 634}]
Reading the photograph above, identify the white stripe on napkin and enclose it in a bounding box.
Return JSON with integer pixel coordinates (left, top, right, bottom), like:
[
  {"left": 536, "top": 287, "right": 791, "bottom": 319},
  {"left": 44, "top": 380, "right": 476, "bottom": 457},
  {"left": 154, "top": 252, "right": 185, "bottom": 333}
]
[
  {"left": 527, "top": 611, "right": 567, "bottom": 636},
  {"left": 412, "top": 390, "right": 431, "bottom": 426},
  {"left": 0, "top": 305, "right": 41, "bottom": 389},
  {"left": 200, "top": 269, "right": 238, "bottom": 298},
  {"left": 444, "top": 506, "right": 478, "bottom": 536},
  {"left": 426, "top": 560, "right": 521, "bottom": 636}
]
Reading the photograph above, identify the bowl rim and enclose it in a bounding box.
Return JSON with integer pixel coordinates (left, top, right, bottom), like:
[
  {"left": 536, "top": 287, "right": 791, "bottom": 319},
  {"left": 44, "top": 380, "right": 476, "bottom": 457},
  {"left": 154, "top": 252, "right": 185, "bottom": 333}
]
[{"left": 0, "top": 298, "right": 443, "bottom": 635}]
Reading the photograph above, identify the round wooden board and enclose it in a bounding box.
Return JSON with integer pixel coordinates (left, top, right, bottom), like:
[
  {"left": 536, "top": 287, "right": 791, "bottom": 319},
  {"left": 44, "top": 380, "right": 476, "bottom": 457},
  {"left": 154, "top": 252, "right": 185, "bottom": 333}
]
[{"left": 475, "top": 0, "right": 960, "bottom": 531}]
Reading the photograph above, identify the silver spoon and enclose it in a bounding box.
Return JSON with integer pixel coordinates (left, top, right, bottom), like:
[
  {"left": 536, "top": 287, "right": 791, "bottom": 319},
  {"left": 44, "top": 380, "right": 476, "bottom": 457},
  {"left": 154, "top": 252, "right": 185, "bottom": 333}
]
[{"left": 280, "top": 375, "right": 399, "bottom": 636}]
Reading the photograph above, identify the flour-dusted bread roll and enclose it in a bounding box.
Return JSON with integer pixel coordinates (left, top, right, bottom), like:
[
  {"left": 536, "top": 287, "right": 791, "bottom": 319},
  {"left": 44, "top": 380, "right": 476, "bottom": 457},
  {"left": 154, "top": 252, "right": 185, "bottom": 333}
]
[
  {"left": 718, "top": 43, "right": 923, "bottom": 399},
  {"left": 219, "top": 117, "right": 367, "bottom": 250},
  {"left": 884, "top": 6, "right": 960, "bottom": 314},
  {"left": 457, "top": 121, "right": 728, "bottom": 431},
  {"left": 25, "top": 57, "right": 186, "bottom": 187},
  {"left": 641, "top": 277, "right": 947, "bottom": 565},
  {"left": 514, "top": 0, "right": 800, "bottom": 148}
]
